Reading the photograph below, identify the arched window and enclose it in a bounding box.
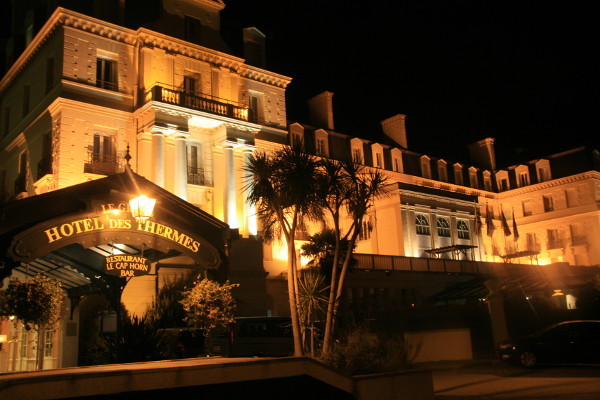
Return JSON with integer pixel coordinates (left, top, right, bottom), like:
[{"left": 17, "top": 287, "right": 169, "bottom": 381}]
[
  {"left": 415, "top": 214, "right": 430, "bottom": 235},
  {"left": 457, "top": 220, "right": 470, "bottom": 239},
  {"left": 437, "top": 217, "right": 450, "bottom": 237}
]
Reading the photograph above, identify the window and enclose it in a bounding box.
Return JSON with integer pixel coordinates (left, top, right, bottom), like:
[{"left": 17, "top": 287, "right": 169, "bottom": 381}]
[
  {"left": 184, "top": 76, "right": 197, "bottom": 93},
  {"left": 248, "top": 93, "right": 262, "bottom": 123},
  {"left": 457, "top": 220, "right": 470, "bottom": 239},
  {"left": 543, "top": 195, "right": 554, "bottom": 212},
  {"left": 352, "top": 148, "right": 361, "bottom": 163},
  {"left": 375, "top": 152, "right": 383, "bottom": 168},
  {"left": 316, "top": 138, "right": 326, "bottom": 156},
  {"left": 420, "top": 156, "right": 431, "bottom": 179},
  {"left": 547, "top": 229, "right": 561, "bottom": 249},
  {"left": 315, "top": 130, "right": 329, "bottom": 157},
  {"left": 394, "top": 158, "right": 400, "bottom": 172},
  {"left": 44, "top": 329, "right": 54, "bottom": 357},
  {"left": 536, "top": 160, "right": 551, "bottom": 182},
  {"left": 526, "top": 232, "right": 540, "bottom": 252},
  {"left": 518, "top": 172, "right": 529, "bottom": 187},
  {"left": 437, "top": 161, "right": 447, "bottom": 182},
  {"left": 96, "top": 58, "right": 117, "bottom": 90},
  {"left": 85, "top": 134, "right": 119, "bottom": 175},
  {"left": 184, "top": 15, "right": 202, "bottom": 43},
  {"left": 38, "top": 133, "right": 53, "bottom": 179},
  {"left": 469, "top": 168, "right": 478, "bottom": 188},
  {"left": 496, "top": 171, "right": 509, "bottom": 191},
  {"left": 570, "top": 224, "right": 586, "bottom": 246},
  {"left": 483, "top": 172, "right": 492, "bottom": 191},
  {"left": 46, "top": 58, "right": 54, "bottom": 94},
  {"left": 15, "top": 152, "right": 27, "bottom": 193},
  {"left": 522, "top": 199, "right": 533, "bottom": 216},
  {"left": 454, "top": 164, "right": 463, "bottom": 185},
  {"left": 437, "top": 217, "right": 451, "bottom": 237},
  {"left": 187, "top": 144, "right": 205, "bottom": 185},
  {"left": 415, "top": 214, "right": 430, "bottom": 235},
  {"left": 391, "top": 148, "right": 403, "bottom": 173},
  {"left": 358, "top": 219, "right": 372, "bottom": 241}
]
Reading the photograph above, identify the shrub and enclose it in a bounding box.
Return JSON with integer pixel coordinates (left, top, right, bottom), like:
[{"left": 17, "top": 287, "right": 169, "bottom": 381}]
[{"left": 318, "top": 327, "right": 412, "bottom": 375}]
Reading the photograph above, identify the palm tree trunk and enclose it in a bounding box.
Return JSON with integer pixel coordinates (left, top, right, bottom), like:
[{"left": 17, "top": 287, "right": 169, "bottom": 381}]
[
  {"left": 322, "top": 221, "right": 342, "bottom": 354},
  {"left": 287, "top": 241, "right": 304, "bottom": 356}
]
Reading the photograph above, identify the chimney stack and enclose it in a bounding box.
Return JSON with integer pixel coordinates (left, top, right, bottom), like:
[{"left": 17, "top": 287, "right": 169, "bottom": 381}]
[
  {"left": 468, "top": 138, "right": 496, "bottom": 170},
  {"left": 307, "top": 91, "right": 334, "bottom": 130},
  {"left": 381, "top": 114, "right": 408, "bottom": 149}
]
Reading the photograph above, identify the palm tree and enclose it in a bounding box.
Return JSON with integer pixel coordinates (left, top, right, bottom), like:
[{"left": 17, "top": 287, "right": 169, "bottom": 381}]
[
  {"left": 317, "top": 159, "right": 388, "bottom": 354},
  {"left": 243, "top": 144, "right": 322, "bottom": 356}
]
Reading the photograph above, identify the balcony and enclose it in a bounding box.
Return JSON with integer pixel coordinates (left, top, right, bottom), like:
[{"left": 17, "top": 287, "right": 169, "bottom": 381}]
[
  {"left": 84, "top": 150, "right": 123, "bottom": 176},
  {"left": 188, "top": 166, "right": 211, "bottom": 186},
  {"left": 145, "top": 85, "right": 250, "bottom": 122}
]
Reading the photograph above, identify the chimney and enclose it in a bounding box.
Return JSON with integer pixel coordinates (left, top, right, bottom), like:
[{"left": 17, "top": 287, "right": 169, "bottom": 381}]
[
  {"left": 381, "top": 114, "right": 408, "bottom": 149},
  {"left": 243, "top": 27, "right": 266, "bottom": 68},
  {"left": 468, "top": 138, "right": 496, "bottom": 170},
  {"left": 307, "top": 91, "right": 334, "bottom": 130}
]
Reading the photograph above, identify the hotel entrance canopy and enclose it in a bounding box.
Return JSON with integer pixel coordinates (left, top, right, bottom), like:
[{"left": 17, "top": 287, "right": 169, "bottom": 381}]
[{"left": 0, "top": 170, "right": 231, "bottom": 300}]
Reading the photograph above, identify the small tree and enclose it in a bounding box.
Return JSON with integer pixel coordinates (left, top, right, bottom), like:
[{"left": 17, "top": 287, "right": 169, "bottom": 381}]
[
  {"left": 180, "top": 278, "right": 239, "bottom": 338},
  {"left": 0, "top": 274, "right": 64, "bottom": 369}
]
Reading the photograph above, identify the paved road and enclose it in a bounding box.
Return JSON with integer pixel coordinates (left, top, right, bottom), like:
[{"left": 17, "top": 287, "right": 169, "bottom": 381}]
[{"left": 428, "top": 360, "right": 600, "bottom": 400}]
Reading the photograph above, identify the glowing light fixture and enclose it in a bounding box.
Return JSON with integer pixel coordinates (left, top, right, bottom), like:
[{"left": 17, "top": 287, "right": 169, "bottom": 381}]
[
  {"left": 552, "top": 289, "right": 565, "bottom": 297},
  {"left": 129, "top": 195, "right": 156, "bottom": 220}
]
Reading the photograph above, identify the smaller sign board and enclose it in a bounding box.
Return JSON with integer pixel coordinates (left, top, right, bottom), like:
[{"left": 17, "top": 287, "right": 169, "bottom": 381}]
[{"left": 104, "top": 254, "right": 151, "bottom": 277}]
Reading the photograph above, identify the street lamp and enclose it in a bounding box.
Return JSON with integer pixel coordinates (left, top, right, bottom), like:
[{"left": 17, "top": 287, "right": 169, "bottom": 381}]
[{"left": 129, "top": 195, "right": 156, "bottom": 220}]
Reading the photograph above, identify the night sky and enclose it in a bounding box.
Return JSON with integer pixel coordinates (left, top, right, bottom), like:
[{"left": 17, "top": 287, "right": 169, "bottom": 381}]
[{"left": 221, "top": 1, "right": 599, "bottom": 167}]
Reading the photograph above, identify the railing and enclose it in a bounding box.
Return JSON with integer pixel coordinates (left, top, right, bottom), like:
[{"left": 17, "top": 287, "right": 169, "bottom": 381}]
[
  {"left": 353, "top": 253, "right": 484, "bottom": 275},
  {"left": 84, "top": 150, "right": 123, "bottom": 176},
  {"left": 187, "top": 166, "right": 210, "bottom": 186},
  {"left": 145, "top": 85, "right": 250, "bottom": 122}
]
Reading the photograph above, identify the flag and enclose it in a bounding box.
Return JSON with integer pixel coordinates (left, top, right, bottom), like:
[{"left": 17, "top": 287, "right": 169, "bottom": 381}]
[
  {"left": 512, "top": 208, "right": 519, "bottom": 240},
  {"left": 485, "top": 204, "right": 495, "bottom": 237},
  {"left": 501, "top": 208, "right": 511, "bottom": 236}
]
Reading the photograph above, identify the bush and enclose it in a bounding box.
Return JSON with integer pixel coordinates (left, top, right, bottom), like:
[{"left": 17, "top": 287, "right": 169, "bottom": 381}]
[{"left": 318, "top": 327, "right": 412, "bottom": 375}]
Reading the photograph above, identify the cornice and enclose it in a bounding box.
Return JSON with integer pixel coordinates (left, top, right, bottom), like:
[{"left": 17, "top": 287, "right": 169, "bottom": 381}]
[
  {"left": 398, "top": 189, "right": 480, "bottom": 208},
  {"left": 497, "top": 171, "right": 600, "bottom": 199}
]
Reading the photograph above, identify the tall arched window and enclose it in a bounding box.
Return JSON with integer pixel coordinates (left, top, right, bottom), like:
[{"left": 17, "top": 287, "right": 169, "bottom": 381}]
[
  {"left": 437, "top": 217, "right": 450, "bottom": 237},
  {"left": 457, "top": 220, "right": 470, "bottom": 239},
  {"left": 415, "top": 214, "right": 430, "bottom": 235}
]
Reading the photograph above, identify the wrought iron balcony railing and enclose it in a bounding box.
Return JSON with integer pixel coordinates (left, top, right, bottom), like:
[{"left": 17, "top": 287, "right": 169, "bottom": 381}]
[
  {"left": 145, "top": 85, "right": 250, "bottom": 122},
  {"left": 188, "top": 166, "right": 211, "bottom": 186},
  {"left": 84, "top": 150, "right": 123, "bottom": 176}
]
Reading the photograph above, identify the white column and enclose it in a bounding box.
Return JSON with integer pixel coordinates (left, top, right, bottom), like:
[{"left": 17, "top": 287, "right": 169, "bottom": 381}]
[
  {"left": 174, "top": 134, "right": 188, "bottom": 200},
  {"left": 224, "top": 144, "right": 237, "bottom": 228},
  {"left": 243, "top": 148, "right": 257, "bottom": 235},
  {"left": 151, "top": 131, "right": 164, "bottom": 187}
]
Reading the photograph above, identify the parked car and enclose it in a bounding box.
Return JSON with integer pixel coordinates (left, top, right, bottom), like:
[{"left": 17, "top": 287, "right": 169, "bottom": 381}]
[
  {"left": 497, "top": 320, "right": 600, "bottom": 368},
  {"left": 209, "top": 316, "right": 294, "bottom": 357}
]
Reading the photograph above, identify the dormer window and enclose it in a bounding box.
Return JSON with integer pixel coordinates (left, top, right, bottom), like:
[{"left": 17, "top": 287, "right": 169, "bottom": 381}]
[
  {"left": 437, "top": 160, "right": 447, "bottom": 182},
  {"left": 420, "top": 156, "right": 431, "bottom": 179},
  {"left": 483, "top": 171, "right": 492, "bottom": 191},
  {"left": 495, "top": 170, "right": 509, "bottom": 191},
  {"left": 350, "top": 138, "right": 364, "bottom": 164},
  {"left": 535, "top": 159, "right": 551, "bottom": 183},
  {"left": 454, "top": 164, "right": 463, "bottom": 185},
  {"left": 315, "top": 130, "right": 329, "bottom": 157},
  {"left": 371, "top": 143, "right": 384, "bottom": 168},
  {"left": 289, "top": 123, "right": 304, "bottom": 146},
  {"left": 515, "top": 165, "right": 530, "bottom": 187},
  {"left": 391, "top": 148, "right": 403, "bottom": 173},
  {"left": 469, "top": 167, "right": 478, "bottom": 188}
]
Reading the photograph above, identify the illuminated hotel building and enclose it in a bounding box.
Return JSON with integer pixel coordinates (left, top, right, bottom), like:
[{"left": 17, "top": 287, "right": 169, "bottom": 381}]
[{"left": 0, "top": 0, "right": 598, "bottom": 370}]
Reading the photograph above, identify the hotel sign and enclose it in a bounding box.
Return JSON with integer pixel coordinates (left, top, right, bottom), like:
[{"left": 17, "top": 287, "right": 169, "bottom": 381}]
[{"left": 105, "top": 255, "right": 151, "bottom": 277}]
